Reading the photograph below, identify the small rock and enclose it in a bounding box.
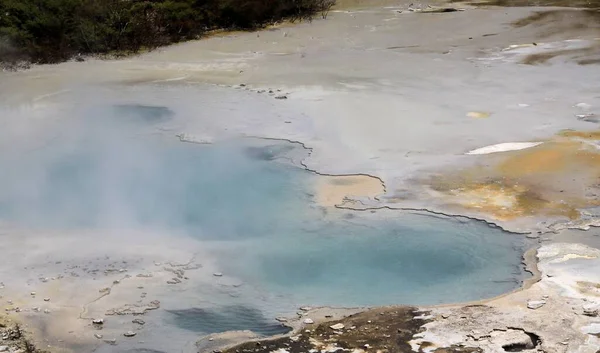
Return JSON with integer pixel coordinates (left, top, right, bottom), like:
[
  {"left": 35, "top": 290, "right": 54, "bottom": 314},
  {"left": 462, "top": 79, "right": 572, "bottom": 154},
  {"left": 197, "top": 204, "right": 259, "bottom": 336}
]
[
  {"left": 213, "top": 272, "right": 223, "bottom": 277},
  {"left": 300, "top": 306, "right": 312, "bottom": 311},
  {"left": 44, "top": 298, "right": 50, "bottom": 302},
  {"left": 275, "top": 95, "right": 288, "bottom": 100},
  {"left": 527, "top": 300, "right": 546, "bottom": 310},
  {"left": 330, "top": 323, "right": 345, "bottom": 330},
  {"left": 104, "top": 339, "right": 117, "bottom": 345},
  {"left": 576, "top": 113, "right": 599, "bottom": 123},
  {"left": 32, "top": 307, "right": 40, "bottom": 312},
  {"left": 441, "top": 313, "right": 450, "bottom": 319},
  {"left": 92, "top": 318, "right": 104, "bottom": 325},
  {"left": 132, "top": 318, "right": 145, "bottom": 325},
  {"left": 575, "top": 103, "right": 592, "bottom": 111},
  {"left": 583, "top": 304, "right": 599, "bottom": 317},
  {"left": 0, "top": 346, "right": 8, "bottom": 352},
  {"left": 123, "top": 331, "right": 137, "bottom": 337},
  {"left": 94, "top": 333, "right": 103, "bottom": 339},
  {"left": 43, "top": 309, "right": 50, "bottom": 314},
  {"left": 275, "top": 317, "right": 288, "bottom": 323},
  {"left": 303, "top": 318, "right": 314, "bottom": 324},
  {"left": 364, "top": 344, "right": 370, "bottom": 349},
  {"left": 30, "top": 292, "right": 36, "bottom": 296}
]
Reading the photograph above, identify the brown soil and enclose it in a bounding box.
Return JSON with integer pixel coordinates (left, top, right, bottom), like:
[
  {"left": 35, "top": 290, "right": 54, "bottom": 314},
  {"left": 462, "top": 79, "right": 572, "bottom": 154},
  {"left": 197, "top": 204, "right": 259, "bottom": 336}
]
[{"left": 221, "top": 307, "right": 481, "bottom": 353}]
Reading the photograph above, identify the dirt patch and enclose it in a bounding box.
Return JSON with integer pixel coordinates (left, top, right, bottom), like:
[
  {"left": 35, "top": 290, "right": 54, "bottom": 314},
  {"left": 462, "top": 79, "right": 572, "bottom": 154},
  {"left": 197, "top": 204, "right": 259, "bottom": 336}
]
[
  {"left": 578, "top": 58, "right": 600, "bottom": 65},
  {"left": 221, "top": 307, "right": 479, "bottom": 353}
]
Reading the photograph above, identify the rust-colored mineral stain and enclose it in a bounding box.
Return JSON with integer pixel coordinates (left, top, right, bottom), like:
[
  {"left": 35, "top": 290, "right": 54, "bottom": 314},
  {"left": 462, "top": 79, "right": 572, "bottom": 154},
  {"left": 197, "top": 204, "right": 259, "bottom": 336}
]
[
  {"left": 428, "top": 130, "right": 600, "bottom": 221},
  {"left": 496, "top": 139, "right": 600, "bottom": 177},
  {"left": 557, "top": 129, "right": 600, "bottom": 140},
  {"left": 496, "top": 142, "right": 570, "bottom": 175},
  {"left": 439, "top": 181, "right": 579, "bottom": 221}
]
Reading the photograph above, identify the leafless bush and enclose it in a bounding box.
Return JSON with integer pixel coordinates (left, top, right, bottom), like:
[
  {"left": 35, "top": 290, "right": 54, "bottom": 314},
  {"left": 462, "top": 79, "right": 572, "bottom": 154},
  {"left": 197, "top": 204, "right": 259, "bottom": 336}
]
[{"left": 318, "top": 0, "right": 336, "bottom": 19}]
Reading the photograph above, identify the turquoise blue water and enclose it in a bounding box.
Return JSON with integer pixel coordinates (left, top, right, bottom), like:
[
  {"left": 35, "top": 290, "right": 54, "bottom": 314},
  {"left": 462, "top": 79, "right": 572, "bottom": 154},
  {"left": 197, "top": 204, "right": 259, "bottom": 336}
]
[{"left": 0, "top": 101, "right": 529, "bottom": 336}]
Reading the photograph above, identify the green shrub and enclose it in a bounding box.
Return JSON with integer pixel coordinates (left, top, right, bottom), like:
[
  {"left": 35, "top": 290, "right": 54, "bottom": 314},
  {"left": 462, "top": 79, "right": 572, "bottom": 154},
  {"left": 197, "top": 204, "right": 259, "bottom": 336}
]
[{"left": 0, "top": 0, "right": 335, "bottom": 64}]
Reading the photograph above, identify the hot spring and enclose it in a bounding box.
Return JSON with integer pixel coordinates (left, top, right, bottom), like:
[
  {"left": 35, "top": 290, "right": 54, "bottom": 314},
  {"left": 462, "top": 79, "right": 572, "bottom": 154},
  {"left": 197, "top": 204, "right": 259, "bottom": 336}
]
[{"left": 0, "top": 86, "right": 530, "bottom": 346}]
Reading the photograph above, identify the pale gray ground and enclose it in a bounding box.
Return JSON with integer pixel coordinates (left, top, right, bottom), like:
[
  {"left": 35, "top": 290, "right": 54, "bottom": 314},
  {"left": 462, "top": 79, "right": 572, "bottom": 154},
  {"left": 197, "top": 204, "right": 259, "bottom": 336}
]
[{"left": 2, "top": 2, "right": 600, "bottom": 230}]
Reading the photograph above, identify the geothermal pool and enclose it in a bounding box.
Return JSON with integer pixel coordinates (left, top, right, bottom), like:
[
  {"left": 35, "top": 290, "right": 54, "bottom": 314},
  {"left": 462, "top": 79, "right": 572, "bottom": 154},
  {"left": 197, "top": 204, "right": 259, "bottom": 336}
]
[{"left": 0, "top": 87, "right": 529, "bottom": 345}]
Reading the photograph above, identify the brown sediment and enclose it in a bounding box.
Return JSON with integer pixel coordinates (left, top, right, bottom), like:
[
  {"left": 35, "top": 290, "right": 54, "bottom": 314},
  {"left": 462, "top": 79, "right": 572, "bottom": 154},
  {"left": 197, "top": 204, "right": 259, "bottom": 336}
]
[
  {"left": 512, "top": 9, "right": 600, "bottom": 28},
  {"left": 220, "top": 307, "right": 479, "bottom": 353},
  {"left": 427, "top": 130, "right": 600, "bottom": 221},
  {"left": 316, "top": 175, "right": 385, "bottom": 207},
  {"left": 520, "top": 48, "right": 596, "bottom": 65},
  {"left": 578, "top": 58, "right": 600, "bottom": 65},
  {"left": 505, "top": 9, "right": 600, "bottom": 65}
]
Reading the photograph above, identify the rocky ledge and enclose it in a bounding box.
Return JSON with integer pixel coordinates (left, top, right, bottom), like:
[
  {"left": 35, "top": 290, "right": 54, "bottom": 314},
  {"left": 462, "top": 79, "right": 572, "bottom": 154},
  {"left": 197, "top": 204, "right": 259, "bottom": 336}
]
[{"left": 0, "top": 318, "right": 47, "bottom": 353}]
